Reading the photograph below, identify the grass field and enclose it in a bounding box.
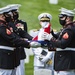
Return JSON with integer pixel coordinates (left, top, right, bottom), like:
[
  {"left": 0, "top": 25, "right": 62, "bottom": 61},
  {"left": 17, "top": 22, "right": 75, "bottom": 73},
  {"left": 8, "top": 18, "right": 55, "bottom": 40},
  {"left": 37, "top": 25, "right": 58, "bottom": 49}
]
[
  {"left": 0, "top": 0, "right": 75, "bottom": 75},
  {"left": 25, "top": 55, "right": 34, "bottom": 75}
]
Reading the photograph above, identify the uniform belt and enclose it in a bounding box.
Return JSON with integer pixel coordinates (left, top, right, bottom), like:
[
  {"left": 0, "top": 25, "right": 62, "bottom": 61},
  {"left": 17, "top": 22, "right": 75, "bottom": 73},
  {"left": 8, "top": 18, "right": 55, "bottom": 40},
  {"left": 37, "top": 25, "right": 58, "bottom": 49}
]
[
  {"left": 57, "top": 48, "right": 75, "bottom": 51},
  {"left": 0, "top": 46, "right": 15, "bottom": 51}
]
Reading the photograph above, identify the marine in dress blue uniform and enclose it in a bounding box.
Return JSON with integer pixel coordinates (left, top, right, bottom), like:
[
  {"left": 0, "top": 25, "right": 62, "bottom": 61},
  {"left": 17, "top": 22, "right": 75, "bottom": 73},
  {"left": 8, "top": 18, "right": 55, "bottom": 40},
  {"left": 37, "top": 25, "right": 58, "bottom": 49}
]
[
  {"left": 6, "top": 4, "right": 33, "bottom": 75},
  {"left": 42, "top": 8, "right": 75, "bottom": 75}
]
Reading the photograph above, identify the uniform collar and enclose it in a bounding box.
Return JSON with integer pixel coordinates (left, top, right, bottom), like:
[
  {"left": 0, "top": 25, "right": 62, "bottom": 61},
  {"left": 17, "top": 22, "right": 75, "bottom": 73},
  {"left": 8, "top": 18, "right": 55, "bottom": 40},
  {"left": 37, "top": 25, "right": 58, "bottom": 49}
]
[{"left": 63, "top": 22, "right": 74, "bottom": 28}]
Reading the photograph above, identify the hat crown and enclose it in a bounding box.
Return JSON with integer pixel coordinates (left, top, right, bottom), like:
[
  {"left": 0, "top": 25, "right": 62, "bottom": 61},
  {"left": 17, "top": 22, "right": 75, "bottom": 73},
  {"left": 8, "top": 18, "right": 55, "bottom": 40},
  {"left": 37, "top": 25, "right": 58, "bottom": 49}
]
[
  {"left": 0, "top": 4, "right": 21, "bottom": 14},
  {"left": 0, "top": 6, "right": 11, "bottom": 14},
  {"left": 59, "top": 7, "right": 75, "bottom": 16},
  {"left": 6, "top": 4, "right": 21, "bottom": 11},
  {"left": 38, "top": 13, "right": 52, "bottom": 21}
]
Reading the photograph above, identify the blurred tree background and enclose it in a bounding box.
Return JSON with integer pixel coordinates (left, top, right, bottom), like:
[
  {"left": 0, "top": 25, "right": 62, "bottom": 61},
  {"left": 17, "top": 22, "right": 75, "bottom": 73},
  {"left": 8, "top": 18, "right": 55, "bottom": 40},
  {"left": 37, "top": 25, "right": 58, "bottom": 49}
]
[{"left": 0, "top": 0, "right": 75, "bottom": 75}]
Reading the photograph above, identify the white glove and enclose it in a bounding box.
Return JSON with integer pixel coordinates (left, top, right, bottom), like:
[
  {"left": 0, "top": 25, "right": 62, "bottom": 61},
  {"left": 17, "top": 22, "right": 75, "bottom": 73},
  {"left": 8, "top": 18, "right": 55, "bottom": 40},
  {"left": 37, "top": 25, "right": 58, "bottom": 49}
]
[
  {"left": 42, "top": 32, "right": 52, "bottom": 41},
  {"left": 30, "top": 41, "right": 41, "bottom": 48}
]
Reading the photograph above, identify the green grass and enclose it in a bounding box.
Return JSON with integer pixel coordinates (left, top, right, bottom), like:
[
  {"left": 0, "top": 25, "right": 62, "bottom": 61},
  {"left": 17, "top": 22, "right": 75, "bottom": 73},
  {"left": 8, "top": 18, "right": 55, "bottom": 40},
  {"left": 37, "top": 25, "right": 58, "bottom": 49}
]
[
  {"left": 0, "top": 0, "right": 75, "bottom": 75},
  {"left": 25, "top": 55, "right": 34, "bottom": 75}
]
